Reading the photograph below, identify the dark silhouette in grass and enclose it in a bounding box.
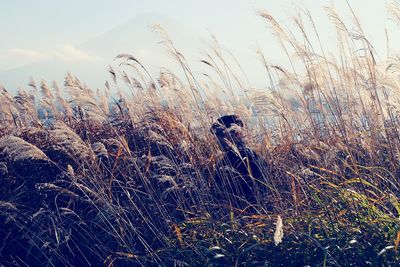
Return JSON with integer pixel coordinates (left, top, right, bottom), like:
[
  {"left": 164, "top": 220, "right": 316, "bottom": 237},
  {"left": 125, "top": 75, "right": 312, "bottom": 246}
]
[{"left": 211, "top": 115, "right": 270, "bottom": 212}]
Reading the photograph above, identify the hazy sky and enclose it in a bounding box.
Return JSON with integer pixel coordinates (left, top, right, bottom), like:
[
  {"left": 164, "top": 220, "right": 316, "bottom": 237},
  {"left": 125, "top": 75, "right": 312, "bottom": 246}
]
[{"left": 1, "top": 0, "right": 399, "bottom": 88}]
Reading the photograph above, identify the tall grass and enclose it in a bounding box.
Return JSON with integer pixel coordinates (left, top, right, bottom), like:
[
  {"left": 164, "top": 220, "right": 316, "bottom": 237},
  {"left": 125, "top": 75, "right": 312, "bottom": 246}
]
[{"left": 1, "top": 3, "right": 400, "bottom": 266}]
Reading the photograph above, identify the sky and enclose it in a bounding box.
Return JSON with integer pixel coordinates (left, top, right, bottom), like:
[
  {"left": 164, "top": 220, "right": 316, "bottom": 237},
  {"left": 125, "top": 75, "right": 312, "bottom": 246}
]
[{"left": 1, "top": 0, "right": 399, "bottom": 89}]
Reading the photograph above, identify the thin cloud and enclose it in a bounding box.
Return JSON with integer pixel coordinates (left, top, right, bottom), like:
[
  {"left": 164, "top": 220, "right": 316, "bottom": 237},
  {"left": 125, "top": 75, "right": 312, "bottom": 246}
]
[
  {"left": 2, "top": 48, "right": 45, "bottom": 61},
  {"left": 53, "top": 44, "right": 102, "bottom": 61},
  {"left": 0, "top": 45, "right": 102, "bottom": 68}
]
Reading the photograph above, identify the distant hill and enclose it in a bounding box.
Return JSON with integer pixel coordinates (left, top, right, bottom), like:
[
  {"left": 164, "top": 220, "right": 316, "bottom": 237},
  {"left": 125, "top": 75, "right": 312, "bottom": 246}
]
[{"left": 0, "top": 13, "right": 202, "bottom": 92}]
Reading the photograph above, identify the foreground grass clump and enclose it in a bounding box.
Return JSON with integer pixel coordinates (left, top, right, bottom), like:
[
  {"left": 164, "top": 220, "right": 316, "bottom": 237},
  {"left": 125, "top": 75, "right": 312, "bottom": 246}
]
[{"left": 2, "top": 2, "right": 400, "bottom": 266}]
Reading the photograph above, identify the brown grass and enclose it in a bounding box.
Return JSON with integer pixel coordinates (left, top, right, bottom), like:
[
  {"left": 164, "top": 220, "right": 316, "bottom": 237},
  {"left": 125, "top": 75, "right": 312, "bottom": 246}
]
[{"left": 1, "top": 2, "right": 400, "bottom": 266}]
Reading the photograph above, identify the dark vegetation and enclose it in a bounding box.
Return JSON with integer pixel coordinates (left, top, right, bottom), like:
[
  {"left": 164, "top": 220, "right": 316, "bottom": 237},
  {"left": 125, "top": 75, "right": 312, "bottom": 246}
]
[{"left": 1, "top": 4, "right": 400, "bottom": 266}]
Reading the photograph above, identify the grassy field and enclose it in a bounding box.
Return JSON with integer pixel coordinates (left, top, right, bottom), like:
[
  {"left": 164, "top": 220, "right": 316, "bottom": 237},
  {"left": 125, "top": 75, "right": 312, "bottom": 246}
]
[{"left": 1, "top": 4, "right": 400, "bottom": 267}]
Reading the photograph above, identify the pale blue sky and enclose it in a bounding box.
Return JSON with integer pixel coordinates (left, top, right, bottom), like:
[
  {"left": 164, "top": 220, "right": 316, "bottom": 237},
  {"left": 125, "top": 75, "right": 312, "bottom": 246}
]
[{"left": 1, "top": 0, "right": 398, "bottom": 89}]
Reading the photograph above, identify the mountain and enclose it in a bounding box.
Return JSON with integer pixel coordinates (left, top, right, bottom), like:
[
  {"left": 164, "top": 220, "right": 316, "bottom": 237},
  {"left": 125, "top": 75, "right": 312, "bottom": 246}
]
[{"left": 0, "top": 13, "right": 202, "bottom": 91}]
